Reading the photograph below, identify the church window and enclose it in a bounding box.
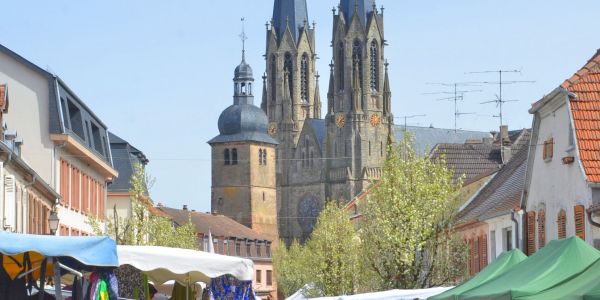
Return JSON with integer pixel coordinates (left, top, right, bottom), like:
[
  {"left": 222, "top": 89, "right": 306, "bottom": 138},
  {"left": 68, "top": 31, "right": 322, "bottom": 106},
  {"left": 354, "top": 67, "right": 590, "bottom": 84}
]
[
  {"left": 301, "top": 54, "right": 309, "bottom": 103},
  {"left": 270, "top": 55, "right": 277, "bottom": 102},
  {"left": 370, "top": 40, "right": 379, "bottom": 92},
  {"left": 258, "top": 149, "right": 262, "bottom": 165},
  {"left": 369, "top": 141, "right": 372, "bottom": 156},
  {"left": 263, "top": 149, "right": 267, "bottom": 165},
  {"left": 337, "top": 43, "right": 345, "bottom": 91},
  {"left": 224, "top": 149, "right": 231, "bottom": 165},
  {"left": 232, "top": 148, "right": 238, "bottom": 165},
  {"left": 352, "top": 40, "right": 363, "bottom": 88},
  {"left": 301, "top": 151, "right": 306, "bottom": 168},
  {"left": 284, "top": 52, "right": 294, "bottom": 98},
  {"left": 381, "top": 141, "right": 384, "bottom": 156},
  {"left": 310, "top": 150, "right": 314, "bottom": 168}
]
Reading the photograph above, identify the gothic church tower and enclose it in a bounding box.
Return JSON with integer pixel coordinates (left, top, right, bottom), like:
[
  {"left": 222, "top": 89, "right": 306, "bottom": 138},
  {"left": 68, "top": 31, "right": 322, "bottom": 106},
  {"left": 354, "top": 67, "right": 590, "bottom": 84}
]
[{"left": 326, "top": 0, "right": 393, "bottom": 202}]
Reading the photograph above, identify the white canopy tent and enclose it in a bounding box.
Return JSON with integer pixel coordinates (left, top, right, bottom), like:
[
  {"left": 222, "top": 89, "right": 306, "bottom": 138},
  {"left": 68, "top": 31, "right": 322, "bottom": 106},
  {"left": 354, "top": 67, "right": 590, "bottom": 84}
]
[
  {"left": 117, "top": 246, "right": 254, "bottom": 285},
  {"left": 287, "top": 287, "right": 453, "bottom": 300}
]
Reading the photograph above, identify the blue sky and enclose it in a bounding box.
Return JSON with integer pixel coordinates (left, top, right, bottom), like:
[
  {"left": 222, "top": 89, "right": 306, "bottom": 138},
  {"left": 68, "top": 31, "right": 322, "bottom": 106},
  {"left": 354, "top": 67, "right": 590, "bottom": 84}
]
[{"left": 2, "top": 1, "right": 598, "bottom": 213}]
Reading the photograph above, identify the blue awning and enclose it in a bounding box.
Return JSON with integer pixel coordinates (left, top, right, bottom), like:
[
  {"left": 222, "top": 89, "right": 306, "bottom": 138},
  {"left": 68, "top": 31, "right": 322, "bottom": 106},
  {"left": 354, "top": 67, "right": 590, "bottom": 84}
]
[{"left": 0, "top": 232, "right": 118, "bottom": 268}]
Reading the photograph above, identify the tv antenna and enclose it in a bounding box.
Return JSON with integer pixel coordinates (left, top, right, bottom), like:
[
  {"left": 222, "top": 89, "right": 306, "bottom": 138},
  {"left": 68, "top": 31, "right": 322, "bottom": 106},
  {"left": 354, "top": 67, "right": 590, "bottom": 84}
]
[
  {"left": 425, "top": 83, "right": 482, "bottom": 131},
  {"left": 465, "top": 69, "right": 535, "bottom": 126},
  {"left": 396, "top": 114, "right": 427, "bottom": 132}
]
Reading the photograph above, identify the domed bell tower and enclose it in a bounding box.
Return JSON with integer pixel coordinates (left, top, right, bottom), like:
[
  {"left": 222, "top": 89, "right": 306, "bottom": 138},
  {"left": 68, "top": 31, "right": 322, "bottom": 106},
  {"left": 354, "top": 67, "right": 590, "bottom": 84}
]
[{"left": 208, "top": 35, "right": 279, "bottom": 242}]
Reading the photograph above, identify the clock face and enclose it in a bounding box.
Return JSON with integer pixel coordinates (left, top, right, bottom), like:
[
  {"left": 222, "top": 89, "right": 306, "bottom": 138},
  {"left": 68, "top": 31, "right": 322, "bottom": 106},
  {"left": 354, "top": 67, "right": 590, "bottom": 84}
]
[
  {"left": 370, "top": 113, "right": 381, "bottom": 126},
  {"left": 268, "top": 123, "right": 277, "bottom": 136},
  {"left": 298, "top": 194, "right": 322, "bottom": 233},
  {"left": 335, "top": 114, "right": 346, "bottom": 128}
]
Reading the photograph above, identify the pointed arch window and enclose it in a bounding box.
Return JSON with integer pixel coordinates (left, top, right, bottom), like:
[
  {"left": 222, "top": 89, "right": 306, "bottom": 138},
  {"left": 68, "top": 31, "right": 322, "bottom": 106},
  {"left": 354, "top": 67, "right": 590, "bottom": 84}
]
[
  {"left": 259, "top": 149, "right": 263, "bottom": 166},
  {"left": 301, "top": 53, "right": 309, "bottom": 103},
  {"left": 224, "top": 149, "right": 231, "bottom": 165},
  {"left": 270, "top": 55, "right": 277, "bottom": 103},
  {"left": 337, "top": 43, "right": 345, "bottom": 91},
  {"left": 284, "top": 52, "right": 294, "bottom": 98},
  {"left": 370, "top": 40, "right": 379, "bottom": 92},
  {"left": 352, "top": 40, "right": 363, "bottom": 88},
  {"left": 262, "top": 149, "right": 267, "bottom": 166},
  {"left": 232, "top": 148, "right": 238, "bottom": 165}
]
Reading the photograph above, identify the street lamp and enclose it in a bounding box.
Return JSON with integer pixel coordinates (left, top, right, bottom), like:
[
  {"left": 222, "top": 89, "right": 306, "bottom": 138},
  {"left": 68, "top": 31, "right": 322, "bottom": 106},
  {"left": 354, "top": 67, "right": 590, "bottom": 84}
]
[{"left": 48, "top": 210, "right": 59, "bottom": 235}]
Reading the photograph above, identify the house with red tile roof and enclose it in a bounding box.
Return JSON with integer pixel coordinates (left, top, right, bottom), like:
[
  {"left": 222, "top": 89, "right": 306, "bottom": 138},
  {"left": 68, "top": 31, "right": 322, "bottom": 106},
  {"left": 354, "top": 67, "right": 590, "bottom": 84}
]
[{"left": 523, "top": 49, "right": 600, "bottom": 254}]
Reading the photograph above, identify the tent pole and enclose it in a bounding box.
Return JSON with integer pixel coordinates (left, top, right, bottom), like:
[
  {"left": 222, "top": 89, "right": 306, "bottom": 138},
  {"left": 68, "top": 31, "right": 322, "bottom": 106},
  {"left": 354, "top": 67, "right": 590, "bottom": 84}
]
[
  {"left": 38, "top": 258, "right": 47, "bottom": 300},
  {"left": 53, "top": 257, "right": 63, "bottom": 300}
]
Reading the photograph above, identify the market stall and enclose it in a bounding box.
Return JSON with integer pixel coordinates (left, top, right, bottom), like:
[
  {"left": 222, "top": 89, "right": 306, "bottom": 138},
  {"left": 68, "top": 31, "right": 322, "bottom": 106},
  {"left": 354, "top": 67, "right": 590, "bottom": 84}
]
[
  {"left": 287, "top": 286, "right": 453, "bottom": 300},
  {"left": 430, "top": 249, "right": 527, "bottom": 300},
  {"left": 0, "top": 231, "right": 119, "bottom": 300},
  {"left": 117, "top": 245, "right": 256, "bottom": 299}
]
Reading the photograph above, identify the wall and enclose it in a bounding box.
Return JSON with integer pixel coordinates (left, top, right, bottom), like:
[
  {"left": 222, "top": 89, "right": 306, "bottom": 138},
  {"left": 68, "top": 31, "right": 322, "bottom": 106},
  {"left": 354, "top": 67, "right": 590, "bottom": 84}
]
[
  {"left": 486, "top": 214, "right": 518, "bottom": 262},
  {"left": 107, "top": 193, "right": 132, "bottom": 219},
  {"left": 0, "top": 51, "right": 54, "bottom": 184},
  {"left": 527, "top": 94, "right": 593, "bottom": 249}
]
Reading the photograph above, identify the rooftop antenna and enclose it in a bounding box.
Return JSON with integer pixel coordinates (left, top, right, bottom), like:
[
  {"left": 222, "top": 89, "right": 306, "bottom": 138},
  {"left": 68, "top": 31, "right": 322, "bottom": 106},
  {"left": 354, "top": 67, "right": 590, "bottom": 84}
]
[
  {"left": 396, "top": 114, "right": 427, "bottom": 132},
  {"left": 424, "top": 82, "right": 482, "bottom": 132},
  {"left": 239, "top": 17, "right": 248, "bottom": 60},
  {"left": 465, "top": 69, "right": 535, "bottom": 126}
]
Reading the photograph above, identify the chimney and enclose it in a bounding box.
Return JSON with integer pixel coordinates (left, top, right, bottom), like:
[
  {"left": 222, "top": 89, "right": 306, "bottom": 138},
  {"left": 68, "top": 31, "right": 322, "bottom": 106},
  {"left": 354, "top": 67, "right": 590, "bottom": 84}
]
[
  {"left": 500, "top": 126, "right": 512, "bottom": 164},
  {"left": 183, "top": 205, "right": 188, "bottom": 211}
]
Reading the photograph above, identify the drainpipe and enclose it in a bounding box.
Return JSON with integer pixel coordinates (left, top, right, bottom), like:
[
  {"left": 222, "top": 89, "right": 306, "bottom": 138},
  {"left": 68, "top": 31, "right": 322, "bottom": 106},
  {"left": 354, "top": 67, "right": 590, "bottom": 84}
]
[
  {"left": 1, "top": 152, "right": 11, "bottom": 229},
  {"left": 511, "top": 209, "right": 521, "bottom": 249}
]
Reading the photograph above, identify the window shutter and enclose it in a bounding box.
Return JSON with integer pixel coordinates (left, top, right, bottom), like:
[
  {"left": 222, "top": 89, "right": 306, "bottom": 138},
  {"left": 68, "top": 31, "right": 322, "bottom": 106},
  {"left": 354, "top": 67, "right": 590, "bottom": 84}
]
[
  {"left": 558, "top": 210, "right": 567, "bottom": 239},
  {"left": 549, "top": 138, "right": 554, "bottom": 159},
  {"left": 575, "top": 205, "right": 586, "bottom": 240},
  {"left": 469, "top": 239, "right": 476, "bottom": 275},
  {"left": 538, "top": 210, "right": 546, "bottom": 248},
  {"left": 527, "top": 211, "right": 537, "bottom": 255},
  {"left": 4, "top": 175, "right": 16, "bottom": 230},
  {"left": 543, "top": 141, "right": 547, "bottom": 160},
  {"left": 479, "top": 235, "right": 488, "bottom": 269}
]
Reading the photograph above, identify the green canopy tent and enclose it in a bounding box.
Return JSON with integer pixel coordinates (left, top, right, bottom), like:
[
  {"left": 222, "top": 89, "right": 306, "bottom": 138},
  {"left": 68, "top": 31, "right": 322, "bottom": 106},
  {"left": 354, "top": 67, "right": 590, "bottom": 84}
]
[
  {"left": 515, "top": 258, "right": 600, "bottom": 300},
  {"left": 429, "top": 249, "right": 527, "bottom": 300},
  {"left": 460, "top": 237, "right": 600, "bottom": 300}
]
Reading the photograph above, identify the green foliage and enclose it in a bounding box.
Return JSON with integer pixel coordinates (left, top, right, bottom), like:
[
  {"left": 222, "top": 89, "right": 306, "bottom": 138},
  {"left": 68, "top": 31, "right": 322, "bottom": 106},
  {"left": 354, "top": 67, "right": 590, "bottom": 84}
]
[
  {"left": 361, "top": 135, "right": 468, "bottom": 289},
  {"left": 88, "top": 162, "right": 196, "bottom": 249},
  {"left": 273, "top": 136, "right": 468, "bottom": 297},
  {"left": 274, "top": 202, "right": 377, "bottom": 298}
]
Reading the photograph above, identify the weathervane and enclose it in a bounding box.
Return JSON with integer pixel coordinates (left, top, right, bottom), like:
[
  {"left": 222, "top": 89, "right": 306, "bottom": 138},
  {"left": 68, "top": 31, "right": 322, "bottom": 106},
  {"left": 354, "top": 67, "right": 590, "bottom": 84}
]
[{"left": 239, "top": 17, "right": 248, "bottom": 59}]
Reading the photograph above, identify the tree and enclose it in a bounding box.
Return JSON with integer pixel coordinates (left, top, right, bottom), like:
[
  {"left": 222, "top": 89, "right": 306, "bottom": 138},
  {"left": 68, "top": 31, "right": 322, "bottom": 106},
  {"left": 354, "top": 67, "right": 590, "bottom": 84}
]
[
  {"left": 273, "top": 201, "right": 369, "bottom": 298},
  {"left": 89, "top": 162, "right": 197, "bottom": 249},
  {"left": 360, "top": 136, "right": 468, "bottom": 289}
]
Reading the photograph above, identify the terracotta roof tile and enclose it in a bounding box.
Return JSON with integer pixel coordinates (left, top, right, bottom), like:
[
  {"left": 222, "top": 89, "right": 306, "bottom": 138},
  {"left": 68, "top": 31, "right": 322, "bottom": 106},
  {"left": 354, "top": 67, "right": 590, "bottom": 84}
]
[{"left": 562, "top": 50, "right": 600, "bottom": 183}]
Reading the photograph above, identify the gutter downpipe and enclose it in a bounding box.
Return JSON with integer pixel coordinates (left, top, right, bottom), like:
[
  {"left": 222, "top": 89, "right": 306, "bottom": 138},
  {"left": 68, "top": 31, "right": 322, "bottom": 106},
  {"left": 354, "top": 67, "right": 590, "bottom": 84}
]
[
  {"left": 511, "top": 209, "right": 520, "bottom": 249},
  {"left": 1, "top": 152, "right": 12, "bottom": 229}
]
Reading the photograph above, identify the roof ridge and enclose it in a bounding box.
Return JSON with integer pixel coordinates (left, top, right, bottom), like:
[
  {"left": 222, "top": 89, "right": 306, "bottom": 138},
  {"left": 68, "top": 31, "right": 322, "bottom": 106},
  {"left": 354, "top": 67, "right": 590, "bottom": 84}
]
[{"left": 562, "top": 49, "right": 600, "bottom": 89}]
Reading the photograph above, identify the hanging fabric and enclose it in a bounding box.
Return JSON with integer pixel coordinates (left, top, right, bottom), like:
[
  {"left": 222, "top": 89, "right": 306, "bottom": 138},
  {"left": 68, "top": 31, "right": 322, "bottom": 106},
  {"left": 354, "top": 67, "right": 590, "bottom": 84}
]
[{"left": 209, "top": 275, "right": 256, "bottom": 300}]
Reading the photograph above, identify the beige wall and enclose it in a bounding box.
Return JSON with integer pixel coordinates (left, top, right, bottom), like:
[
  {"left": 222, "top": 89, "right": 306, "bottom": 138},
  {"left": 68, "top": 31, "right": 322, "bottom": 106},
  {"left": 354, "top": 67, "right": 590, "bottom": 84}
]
[
  {"left": 254, "top": 260, "right": 277, "bottom": 299},
  {"left": 107, "top": 194, "right": 132, "bottom": 219},
  {"left": 0, "top": 51, "right": 54, "bottom": 184}
]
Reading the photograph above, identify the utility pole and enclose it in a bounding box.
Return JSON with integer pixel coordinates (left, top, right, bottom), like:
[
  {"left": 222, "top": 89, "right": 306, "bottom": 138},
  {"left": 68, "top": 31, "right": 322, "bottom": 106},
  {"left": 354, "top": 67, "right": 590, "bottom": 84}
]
[{"left": 398, "top": 114, "right": 426, "bottom": 132}]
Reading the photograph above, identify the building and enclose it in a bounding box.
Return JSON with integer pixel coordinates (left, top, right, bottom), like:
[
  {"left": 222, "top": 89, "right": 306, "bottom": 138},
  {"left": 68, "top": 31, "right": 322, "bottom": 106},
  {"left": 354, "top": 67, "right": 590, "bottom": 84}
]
[
  {"left": 107, "top": 132, "right": 149, "bottom": 219},
  {"left": 0, "top": 44, "right": 118, "bottom": 235},
  {"left": 523, "top": 50, "right": 600, "bottom": 253},
  {"left": 157, "top": 205, "right": 277, "bottom": 299}
]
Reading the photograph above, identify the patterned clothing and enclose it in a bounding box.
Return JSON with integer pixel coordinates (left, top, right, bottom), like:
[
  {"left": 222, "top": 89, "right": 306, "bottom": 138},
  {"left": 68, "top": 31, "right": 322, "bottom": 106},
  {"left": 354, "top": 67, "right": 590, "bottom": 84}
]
[{"left": 209, "top": 275, "right": 256, "bottom": 300}]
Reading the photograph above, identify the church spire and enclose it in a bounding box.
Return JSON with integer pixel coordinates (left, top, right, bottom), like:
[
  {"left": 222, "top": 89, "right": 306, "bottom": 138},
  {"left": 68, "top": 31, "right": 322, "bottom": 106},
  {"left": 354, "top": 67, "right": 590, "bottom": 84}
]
[
  {"left": 313, "top": 72, "right": 322, "bottom": 119},
  {"left": 282, "top": 68, "right": 293, "bottom": 124},
  {"left": 383, "top": 60, "right": 391, "bottom": 115},
  {"left": 339, "top": 0, "right": 376, "bottom": 26},
  {"left": 261, "top": 73, "right": 268, "bottom": 112},
  {"left": 327, "top": 61, "right": 335, "bottom": 115},
  {"left": 352, "top": 58, "right": 362, "bottom": 111},
  {"left": 233, "top": 18, "right": 254, "bottom": 105},
  {"left": 272, "top": 0, "right": 309, "bottom": 43}
]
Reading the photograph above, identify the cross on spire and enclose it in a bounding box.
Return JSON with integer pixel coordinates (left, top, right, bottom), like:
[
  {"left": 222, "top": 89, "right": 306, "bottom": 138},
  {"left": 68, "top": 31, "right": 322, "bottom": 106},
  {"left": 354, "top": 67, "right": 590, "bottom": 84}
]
[{"left": 239, "top": 17, "right": 248, "bottom": 60}]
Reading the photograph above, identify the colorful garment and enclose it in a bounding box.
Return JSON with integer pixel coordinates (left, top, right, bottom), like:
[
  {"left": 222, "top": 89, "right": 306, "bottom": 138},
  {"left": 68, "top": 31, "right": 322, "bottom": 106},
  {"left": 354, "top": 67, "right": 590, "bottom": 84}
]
[
  {"left": 96, "top": 280, "right": 109, "bottom": 300},
  {"left": 209, "top": 275, "right": 256, "bottom": 300}
]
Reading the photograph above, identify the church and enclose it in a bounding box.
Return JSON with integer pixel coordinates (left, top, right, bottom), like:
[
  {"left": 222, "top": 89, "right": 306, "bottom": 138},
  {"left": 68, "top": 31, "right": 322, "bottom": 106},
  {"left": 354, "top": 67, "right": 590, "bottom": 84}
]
[{"left": 209, "top": 0, "right": 491, "bottom": 244}]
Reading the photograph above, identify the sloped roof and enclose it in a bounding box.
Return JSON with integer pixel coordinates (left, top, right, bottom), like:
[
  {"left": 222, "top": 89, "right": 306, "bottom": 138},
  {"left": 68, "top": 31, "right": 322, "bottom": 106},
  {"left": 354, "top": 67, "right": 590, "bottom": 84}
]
[
  {"left": 431, "top": 143, "right": 502, "bottom": 182},
  {"left": 562, "top": 50, "right": 600, "bottom": 183},
  {"left": 157, "top": 206, "right": 270, "bottom": 242},
  {"left": 395, "top": 126, "right": 493, "bottom": 156},
  {"left": 108, "top": 132, "right": 148, "bottom": 193},
  {"left": 304, "top": 119, "right": 326, "bottom": 150},
  {"left": 272, "top": 0, "right": 309, "bottom": 43},
  {"left": 458, "top": 147, "right": 528, "bottom": 223}
]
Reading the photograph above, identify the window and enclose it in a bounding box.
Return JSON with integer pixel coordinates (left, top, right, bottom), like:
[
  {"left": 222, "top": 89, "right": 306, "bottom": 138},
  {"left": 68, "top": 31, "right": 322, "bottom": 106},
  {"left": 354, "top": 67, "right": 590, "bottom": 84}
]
[
  {"left": 232, "top": 148, "right": 238, "bottom": 165},
  {"left": 236, "top": 241, "right": 241, "bottom": 256},
  {"left": 223, "top": 239, "right": 229, "bottom": 255},
  {"left": 91, "top": 123, "right": 103, "bottom": 155},
  {"left": 310, "top": 150, "right": 314, "bottom": 168},
  {"left": 301, "top": 53, "right": 309, "bottom": 102},
  {"left": 224, "top": 149, "right": 231, "bottom": 165},
  {"left": 67, "top": 100, "right": 85, "bottom": 140},
  {"left": 266, "top": 243, "right": 271, "bottom": 257},
  {"left": 256, "top": 270, "right": 262, "bottom": 284},
  {"left": 526, "top": 211, "right": 537, "bottom": 255},
  {"left": 256, "top": 243, "right": 262, "bottom": 257},
  {"left": 369, "top": 141, "right": 372, "bottom": 156},
  {"left": 538, "top": 209, "right": 546, "bottom": 248},
  {"left": 284, "top": 52, "right": 294, "bottom": 97},
  {"left": 337, "top": 43, "right": 345, "bottom": 91},
  {"left": 203, "top": 237, "right": 209, "bottom": 252},
  {"left": 543, "top": 138, "right": 554, "bottom": 161},
  {"left": 558, "top": 210, "right": 567, "bottom": 239},
  {"left": 266, "top": 270, "right": 273, "bottom": 286},
  {"left": 503, "top": 227, "right": 513, "bottom": 251},
  {"left": 369, "top": 40, "right": 379, "bottom": 92},
  {"left": 575, "top": 205, "right": 586, "bottom": 240},
  {"left": 259, "top": 149, "right": 263, "bottom": 165},
  {"left": 246, "top": 242, "right": 252, "bottom": 257},
  {"left": 262, "top": 149, "right": 267, "bottom": 165},
  {"left": 352, "top": 40, "right": 363, "bottom": 87}
]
